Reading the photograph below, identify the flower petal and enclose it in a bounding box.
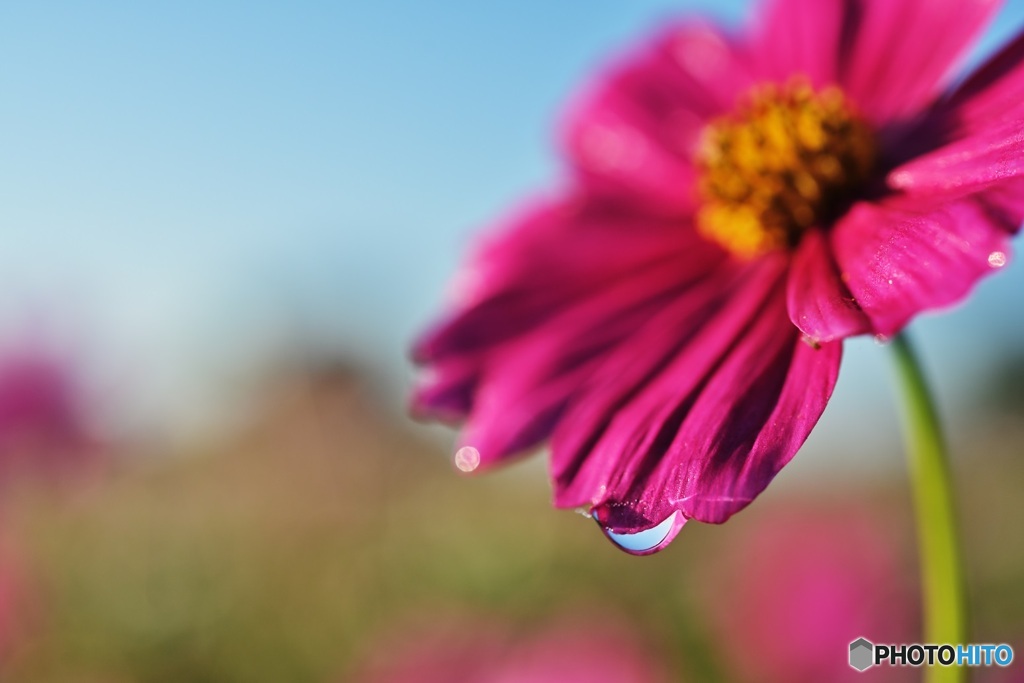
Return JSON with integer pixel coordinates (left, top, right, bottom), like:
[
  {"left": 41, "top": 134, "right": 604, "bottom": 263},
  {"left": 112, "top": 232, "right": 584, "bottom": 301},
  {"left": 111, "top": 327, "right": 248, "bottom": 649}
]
[
  {"left": 550, "top": 262, "right": 760, "bottom": 505},
  {"left": 561, "top": 22, "right": 753, "bottom": 214},
  {"left": 552, "top": 255, "right": 840, "bottom": 537},
  {"left": 840, "top": 0, "right": 1002, "bottom": 126},
  {"left": 669, "top": 325, "right": 840, "bottom": 525},
  {"left": 413, "top": 195, "right": 727, "bottom": 466},
  {"left": 832, "top": 195, "right": 1016, "bottom": 337},
  {"left": 888, "top": 117, "right": 1024, "bottom": 196},
  {"left": 943, "top": 29, "right": 1024, "bottom": 131},
  {"left": 748, "top": 0, "right": 846, "bottom": 88},
  {"left": 887, "top": 29, "right": 1024, "bottom": 198},
  {"left": 787, "top": 228, "right": 872, "bottom": 343},
  {"left": 413, "top": 195, "right": 707, "bottom": 365},
  {"left": 410, "top": 356, "right": 479, "bottom": 423},
  {"left": 458, "top": 255, "right": 720, "bottom": 467}
]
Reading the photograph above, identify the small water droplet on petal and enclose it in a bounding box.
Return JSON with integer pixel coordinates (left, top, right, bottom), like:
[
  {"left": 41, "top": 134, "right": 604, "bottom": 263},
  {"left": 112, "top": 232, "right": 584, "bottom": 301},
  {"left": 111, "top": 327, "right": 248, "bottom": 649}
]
[
  {"left": 988, "top": 251, "right": 1008, "bottom": 269},
  {"left": 874, "top": 334, "right": 890, "bottom": 345},
  {"left": 598, "top": 511, "right": 686, "bottom": 556},
  {"left": 454, "top": 446, "right": 480, "bottom": 473}
]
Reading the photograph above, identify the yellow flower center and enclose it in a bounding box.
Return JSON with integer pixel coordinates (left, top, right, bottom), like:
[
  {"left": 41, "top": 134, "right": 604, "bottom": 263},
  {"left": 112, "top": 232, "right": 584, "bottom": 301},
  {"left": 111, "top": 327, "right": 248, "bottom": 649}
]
[{"left": 695, "top": 81, "right": 876, "bottom": 259}]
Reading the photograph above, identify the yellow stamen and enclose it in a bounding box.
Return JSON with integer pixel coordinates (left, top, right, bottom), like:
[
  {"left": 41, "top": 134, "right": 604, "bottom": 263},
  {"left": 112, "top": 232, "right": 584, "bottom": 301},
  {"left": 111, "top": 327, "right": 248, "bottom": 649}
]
[{"left": 695, "top": 80, "right": 876, "bottom": 259}]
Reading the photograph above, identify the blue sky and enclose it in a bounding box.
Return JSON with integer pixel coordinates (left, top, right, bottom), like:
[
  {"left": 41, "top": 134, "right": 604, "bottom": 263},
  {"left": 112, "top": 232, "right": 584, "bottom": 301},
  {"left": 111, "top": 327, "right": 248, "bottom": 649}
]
[{"left": 2, "top": 1, "right": 1024, "bottom": 449}]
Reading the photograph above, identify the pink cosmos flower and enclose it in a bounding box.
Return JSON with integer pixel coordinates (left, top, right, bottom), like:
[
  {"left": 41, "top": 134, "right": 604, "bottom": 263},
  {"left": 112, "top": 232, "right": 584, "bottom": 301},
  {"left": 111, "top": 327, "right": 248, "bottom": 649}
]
[
  {"left": 0, "top": 344, "right": 98, "bottom": 485},
  {"left": 412, "top": 0, "right": 1023, "bottom": 553},
  {"left": 699, "top": 508, "right": 916, "bottom": 683},
  {"left": 348, "top": 615, "right": 671, "bottom": 683}
]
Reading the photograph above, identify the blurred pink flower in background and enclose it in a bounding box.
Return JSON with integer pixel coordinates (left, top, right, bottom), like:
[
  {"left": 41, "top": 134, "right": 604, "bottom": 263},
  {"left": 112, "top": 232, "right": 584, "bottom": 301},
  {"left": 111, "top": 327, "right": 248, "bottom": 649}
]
[
  {"left": 349, "top": 614, "right": 672, "bottom": 683},
  {"left": 700, "top": 508, "right": 916, "bottom": 683},
  {"left": 413, "top": 0, "right": 1024, "bottom": 554},
  {"left": 0, "top": 341, "right": 100, "bottom": 487}
]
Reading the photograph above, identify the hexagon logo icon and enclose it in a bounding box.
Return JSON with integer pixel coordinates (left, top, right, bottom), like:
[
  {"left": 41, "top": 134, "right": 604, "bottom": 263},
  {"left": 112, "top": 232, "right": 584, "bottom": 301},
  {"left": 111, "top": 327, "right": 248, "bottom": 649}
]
[{"left": 849, "top": 637, "right": 874, "bottom": 671}]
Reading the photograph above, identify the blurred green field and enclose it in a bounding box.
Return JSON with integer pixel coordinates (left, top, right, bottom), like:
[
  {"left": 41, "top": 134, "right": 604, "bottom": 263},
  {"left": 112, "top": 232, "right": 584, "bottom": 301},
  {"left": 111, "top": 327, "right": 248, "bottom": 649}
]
[{"left": 2, "top": 363, "right": 1022, "bottom": 682}]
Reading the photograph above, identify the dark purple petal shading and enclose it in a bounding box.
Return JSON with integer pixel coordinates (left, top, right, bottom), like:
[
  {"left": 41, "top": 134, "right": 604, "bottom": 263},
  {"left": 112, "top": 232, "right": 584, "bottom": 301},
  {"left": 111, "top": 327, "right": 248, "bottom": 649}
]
[
  {"left": 943, "top": 28, "right": 1024, "bottom": 130},
  {"left": 889, "top": 117, "right": 1024, "bottom": 196},
  {"left": 552, "top": 253, "right": 841, "bottom": 533},
  {"left": 413, "top": 195, "right": 727, "bottom": 467},
  {"left": 838, "top": 0, "right": 1002, "bottom": 127},
  {"left": 413, "top": 195, "right": 705, "bottom": 365},
  {"left": 832, "top": 195, "right": 1015, "bottom": 337},
  {"left": 887, "top": 28, "right": 1024, "bottom": 196},
  {"left": 455, "top": 255, "right": 720, "bottom": 466},
  {"left": 671, "top": 318, "right": 840, "bottom": 525},
  {"left": 550, "top": 261, "right": 761, "bottom": 508}
]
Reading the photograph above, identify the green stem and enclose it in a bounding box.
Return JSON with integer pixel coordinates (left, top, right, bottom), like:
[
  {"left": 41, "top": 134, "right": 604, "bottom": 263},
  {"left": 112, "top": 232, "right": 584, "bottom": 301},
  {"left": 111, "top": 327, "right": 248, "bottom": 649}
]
[{"left": 889, "top": 333, "right": 968, "bottom": 683}]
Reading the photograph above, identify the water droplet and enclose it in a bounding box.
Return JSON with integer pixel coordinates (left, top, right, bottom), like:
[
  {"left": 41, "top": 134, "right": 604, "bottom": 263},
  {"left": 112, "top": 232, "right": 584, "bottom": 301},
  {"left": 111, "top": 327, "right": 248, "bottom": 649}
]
[
  {"left": 873, "top": 333, "right": 890, "bottom": 345},
  {"left": 988, "top": 251, "right": 1008, "bottom": 269},
  {"left": 598, "top": 510, "right": 686, "bottom": 555},
  {"left": 454, "top": 446, "right": 480, "bottom": 473}
]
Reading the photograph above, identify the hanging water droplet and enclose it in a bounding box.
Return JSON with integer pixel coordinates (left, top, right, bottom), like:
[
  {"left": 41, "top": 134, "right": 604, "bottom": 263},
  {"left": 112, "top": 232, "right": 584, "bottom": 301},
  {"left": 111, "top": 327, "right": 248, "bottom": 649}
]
[
  {"left": 598, "top": 510, "right": 686, "bottom": 555},
  {"left": 454, "top": 446, "right": 480, "bottom": 472},
  {"left": 988, "top": 251, "right": 1008, "bottom": 269}
]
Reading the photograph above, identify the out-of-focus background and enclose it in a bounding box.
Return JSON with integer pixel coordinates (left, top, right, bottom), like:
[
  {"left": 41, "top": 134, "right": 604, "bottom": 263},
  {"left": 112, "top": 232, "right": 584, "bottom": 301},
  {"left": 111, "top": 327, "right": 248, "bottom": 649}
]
[{"left": 1, "top": 1, "right": 1023, "bottom": 681}]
